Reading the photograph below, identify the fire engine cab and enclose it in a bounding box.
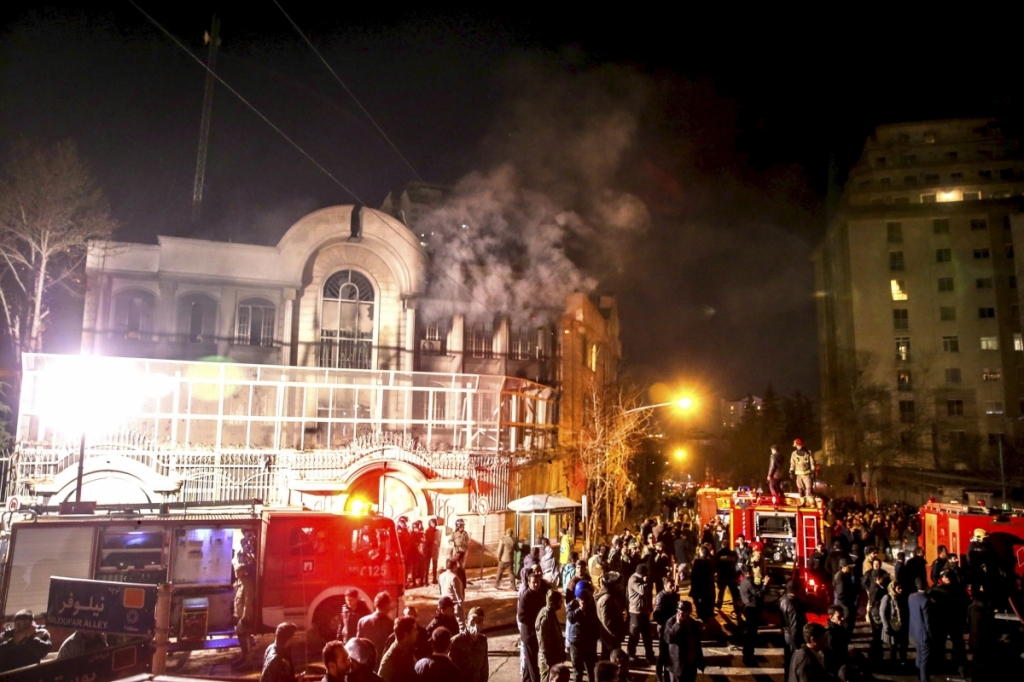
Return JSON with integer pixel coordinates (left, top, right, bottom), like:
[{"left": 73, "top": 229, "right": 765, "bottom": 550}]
[
  {"left": 919, "top": 499, "right": 1024, "bottom": 579},
  {"left": 0, "top": 503, "right": 405, "bottom": 648}
]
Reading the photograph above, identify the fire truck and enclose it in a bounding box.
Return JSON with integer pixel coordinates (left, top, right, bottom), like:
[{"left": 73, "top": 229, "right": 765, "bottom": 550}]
[
  {"left": 696, "top": 488, "right": 827, "bottom": 594},
  {"left": 919, "top": 499, "right": 1024, "bottom": 579},
  {"left": 0, "top": 503, "right": 405, "bottom": 648}
]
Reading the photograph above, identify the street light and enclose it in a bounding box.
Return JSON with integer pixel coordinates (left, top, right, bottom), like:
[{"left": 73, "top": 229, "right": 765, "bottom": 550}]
[{"left": 623, "top": 397, "right": 695, "bottom": 415}]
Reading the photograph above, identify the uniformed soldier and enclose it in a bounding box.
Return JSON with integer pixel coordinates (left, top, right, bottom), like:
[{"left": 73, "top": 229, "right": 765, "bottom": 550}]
[
  {"left": 450, "top": 518, "right": 470, "bottom": 563},
  {"left": 789, "top": 439, "right": 816, "bottom": 502}
]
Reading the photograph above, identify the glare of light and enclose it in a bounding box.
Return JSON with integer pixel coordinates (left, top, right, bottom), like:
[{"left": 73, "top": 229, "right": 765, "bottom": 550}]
[
  {"left": 34, "top": 356, "right": 175, "bottom": 437},
  {"left": 349, "top": 498, "right": 370, "bottom": 515},
  {"left": 936, "top": 190, "right": 961, "bottom": 203},
  {"left": 676, "top": 397, "right": 694, "bottom": 410},
  {"left": 675, "top": 449, "right": 687, "bottom": 461}
]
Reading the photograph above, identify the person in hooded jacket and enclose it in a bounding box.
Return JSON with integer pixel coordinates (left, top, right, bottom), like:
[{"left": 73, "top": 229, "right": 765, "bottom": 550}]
[
  {"left": 596, "top": 572, "right": 626, "bottom": 659},
  {"left": 567, "top": 581, "right": 600, "bottom": 682},
  {"left": 653, "top": 577, "right": 680, "bottom": 682},
  {"left": 688, "top": 545, "right": 716, "bottom": 622},
  {"left": 626, "top": 564, "right": 655, "bottom": 664},
  {"left": 0, "top": 610, "right": 51, "bottom": 673},
  {"left": 879, "top": 580, "right": 907, "bottom": 665}
]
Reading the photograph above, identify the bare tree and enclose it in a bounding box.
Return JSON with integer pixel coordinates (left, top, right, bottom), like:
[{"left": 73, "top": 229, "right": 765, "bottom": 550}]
[
  {"left": 566, "top": 384, "right": 651, "bottom": 547},
  {"left": 0, "top": 140, "right": 115, "bottom": 362}
]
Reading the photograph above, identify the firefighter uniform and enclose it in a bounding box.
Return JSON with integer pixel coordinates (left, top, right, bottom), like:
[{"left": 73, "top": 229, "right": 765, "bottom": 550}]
[{"left": 789, "top": 445, "right": 815, "bottom": 499}]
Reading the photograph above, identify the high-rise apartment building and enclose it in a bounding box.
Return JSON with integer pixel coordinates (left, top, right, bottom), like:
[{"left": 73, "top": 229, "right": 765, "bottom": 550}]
[{"left": 815, "top": 119, "right": 1024, "bottom": 479}]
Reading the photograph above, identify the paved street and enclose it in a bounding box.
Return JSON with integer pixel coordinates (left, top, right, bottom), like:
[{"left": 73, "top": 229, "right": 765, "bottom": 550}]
[{"left": 176, "top": 569, "right": 979, "bottom": 681}]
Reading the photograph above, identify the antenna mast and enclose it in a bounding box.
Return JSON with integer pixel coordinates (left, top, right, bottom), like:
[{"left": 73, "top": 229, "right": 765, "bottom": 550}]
[{"left": 192, "top": 16, "right": 220, "bottom": 223}]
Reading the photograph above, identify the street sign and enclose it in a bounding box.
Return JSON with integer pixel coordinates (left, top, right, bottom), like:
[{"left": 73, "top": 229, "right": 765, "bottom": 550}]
[
  {"left": 477, "top": 496, "right": 489, "bottom": 515},
  {"left": 5, "top": 496, "right": 19, "bottom": 511},
  {"left": 47, "top": 576, "right": 158, "bottom": 636}
]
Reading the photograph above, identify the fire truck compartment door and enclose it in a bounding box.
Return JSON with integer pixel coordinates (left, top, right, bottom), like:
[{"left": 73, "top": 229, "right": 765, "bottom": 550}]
[
  {"left": 924, "top": 513, "right": 937, "bottom": 565},
  {"left": 754, "top": 512, "right": 796, "bottom": 538},
  {"left": 948, "top": 518, "right": 960, "bottom": 556},
  {"left": 2, "top": 525, "right": 95, "bottom": 617}
]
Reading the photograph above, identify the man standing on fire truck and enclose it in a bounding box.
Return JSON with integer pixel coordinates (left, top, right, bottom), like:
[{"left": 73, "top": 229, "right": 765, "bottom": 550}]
[
  {"left": 789, "top": 439, "right": 816, "bottom": 501},
  {"left": 766, "top": 445, "right": 785, "bottom": 497}
]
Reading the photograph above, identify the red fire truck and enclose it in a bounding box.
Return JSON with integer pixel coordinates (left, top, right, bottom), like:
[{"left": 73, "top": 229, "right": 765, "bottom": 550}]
[
  {"left": 0, "top": 503, "right": 406, "bottom": 648},
  {"left": 697, "top": 488, "right": 828, "bottom": 599},
  {"left": 919, "top": 499, "right": 1024, "bottom": 579}
]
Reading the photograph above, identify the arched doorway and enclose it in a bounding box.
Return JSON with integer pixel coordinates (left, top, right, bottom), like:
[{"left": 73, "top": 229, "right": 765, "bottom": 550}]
[
  {"left": 343, "top": 462, "right": 428, "bottom": 519},
  {"left": 53, "top": 471, "right": 154, "bottom": 505}
]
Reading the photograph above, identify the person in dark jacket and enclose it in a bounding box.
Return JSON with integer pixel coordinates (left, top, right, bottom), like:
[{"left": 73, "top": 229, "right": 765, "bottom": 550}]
[
  {"left": 519, "top": 570, "right": 548, "bottom": 682},
  {"left": 907, "top": 578, "right": 932, "bottom": 682},
  {"left": 879, "top": 580, "right": 908, "bottom": 664},
  {"left": 413, "top": 627, "right": 460, "bottom": 682},
  {"left": 595, "top": 572, "right": 625, "bottom": 659},
  {"left": 714, "top": 545, "right": 741, "bottom": 620},
  {"left": 766, "top": 445, "right": 785, "bottom": 497},
  {"left": 652, "top": 577, "right": 679, "bottom": 682},
  {"left": 449, "top": 607, "right": 487, "bottom": 682},
  {"left": 738, "top": 566, "right": 768, "bottom": 662},
  {"left": 382, "top": 606, "right": 431, "bottom": 661},
  {"left": 0, "top": 610, "right": 52, "bottom": 673},
  {"left": 536, "top": 589, "right": 565, "bottom": 682},
  {"left": 779, "top": 581, "right": 807, "bottom": 677},
  {"left": 339, "top": 589, "right": 372, "bottom": 642},
  {"left": 789, "top": 623, "right": 835, "bottom": 682},
  {"left": 967, "top": 588, "right": 994, "bottom": 681},
  {"left": 866, "top": 570, "right": 888, "bottom": 663},
  {"left": 823, "top": 542, "right": 847, "bottom": 580},
  {"left": 321, "top": 640, "right": 351, "bottom": 682},
  {"left": 832, "top": 560, "right": 857, "bottom": 631},
  {"left": 688, "top": 546, "right": 715, "bottom": 622},
  {"left": 822, "top": 606, "right": 849, "bottom": 677},
  {"left": 378, "top": 617, "right": 417, "bottom": 682},
  {"left": 567, "top": 582, "right": 600, "bottom": 682},
  {"left": 929, "top": 545, "right": 949, "bottom": 586},
  {"left": 663, "top": 601, "right": 704, "bottom": 682},
  {"left": 626, "top": 564, "right": 655, "bottom": 663},
  {"left": 930, "top": 569, "right": 967, "bottom": 675},
  {"left": 426, "top": 597, "right": 460, "bottom": 639},
  {"left": 261, "top": 622, "right": 297, "bottom": 682}
]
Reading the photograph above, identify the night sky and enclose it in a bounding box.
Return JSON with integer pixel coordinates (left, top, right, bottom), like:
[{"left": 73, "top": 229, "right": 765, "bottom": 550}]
[{"left": 4, "top": 5, "right": 1024, "bottom": 402}]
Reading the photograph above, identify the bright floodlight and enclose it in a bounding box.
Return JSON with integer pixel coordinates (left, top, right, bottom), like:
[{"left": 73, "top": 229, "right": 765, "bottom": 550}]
[
  {"left": 675, "top": 448, "right": 686, "bottom": 460},
  {"left": 676, "top": 397, "right": 694, "bottom": 410}
]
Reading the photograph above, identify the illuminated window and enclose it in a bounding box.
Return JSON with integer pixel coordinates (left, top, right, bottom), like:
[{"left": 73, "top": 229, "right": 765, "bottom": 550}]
[
  {"left": 896, "top": 370, "right": 912, "bottom": 391},
  {"left": 936, "top": 248, "right": 952, "bottom": 263},
  {"left": 979, "top": 308, "right": 996, "bottom": 319},
  {"left": 891, "top": 280, "right": 908, "bottom": 300},
  {"left": 940, "top": 306, "right": 956, "bottom": 321},
  {"left": 983, "top": 368, "right": 1002, "bottom": 381},
  {"left": 319, "top": 269, "right": 375, "bottom": 370},
  {"left": 977, "top": 278, "right": 994, "bottom": 289},
  {"left": 973, "top": 248, "right": 991, "bottom": 259},
  {"left": 985, "top": 400, "right": 1005, "bottom": 415},
  {"left": 893, "top": 309, "right": 909, "bottom": 330},
  {"left": 235, "top": 298, "right": 275, "bottom": 347},
  {"left": 933, "top": 219, "right": 950, "bottom": 233},
  {"left": 981, "top": 336, "right": 999, "bottom": 350},
  {"left": 588, "top": 343, "right": 599, "bottom": 372},
  {"left": 899, "top": 400, "right": 915, "bottom": 423},
  {"left": 947, "top": 400, "right": 964, "bottom": 416},
  {"left": 889, "top": 252, "right": 905, "bottom": 270},
  {"left": 970, "top": 219, "right": 988, "bottom": 231},
  {"left": 945, "top": 368, "right": 961, "bottom": 383},
  {"left": 895, "top": 337, "right": 910, "bottom": 361},
  {"left": 887, "top": 222, "right": 902, "bottom": 242},
  {"left": 942, "top": 336, "right": 960, "bottom": 352},
  {"left": 1015, "top": 333, "right": 1023, "bottom": 351},
  {"left": 937, "top": 190, "right": 960, "bottom": 202},
  {"left": 938, "top": 277, "right": 955, "bottom": 292}
]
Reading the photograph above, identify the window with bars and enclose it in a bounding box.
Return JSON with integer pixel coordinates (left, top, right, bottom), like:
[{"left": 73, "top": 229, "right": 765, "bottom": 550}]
[
  {"left": 319, "top": 270, "right": 374, "bottom": 369},
  {"left": 236, "top": 299, "right": 275, "bottom": 347},
  {"left": 509, "top": 326, "right": 535, "bottom": 360},
  {"left": 469, "top": 323, "right": 494, "bottom": 358},
  {"left": 111, "top": 290, "right": 155, "bottom": 340}
]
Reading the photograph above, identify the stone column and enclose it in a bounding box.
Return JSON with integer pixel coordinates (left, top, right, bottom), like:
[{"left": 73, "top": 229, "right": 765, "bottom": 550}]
[
  {"left": 403, "top": 298, "right": 417, "bottom": 372},
  {"left": 281, "top": 288, "right": 296, "bottom": 366}
]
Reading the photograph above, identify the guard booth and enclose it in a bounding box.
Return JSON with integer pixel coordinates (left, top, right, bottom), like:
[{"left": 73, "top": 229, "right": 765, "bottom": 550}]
[{"left": 508, "top": 494, "right": 581, "bottom": 548}]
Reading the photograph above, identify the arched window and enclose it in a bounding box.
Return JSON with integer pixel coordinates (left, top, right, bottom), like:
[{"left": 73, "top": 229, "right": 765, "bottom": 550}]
[
  {"left": 177, "top": 294, "right": 218, "bottom": 344},
  {"left": 236, "top": 298, "right": 275, "bottom": 347},
  {"left": 320, "top": 270, "right": 374, "bottom": 369},
  {"left": 111, "top": 289, "right": 155, "bottom": 340}
]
